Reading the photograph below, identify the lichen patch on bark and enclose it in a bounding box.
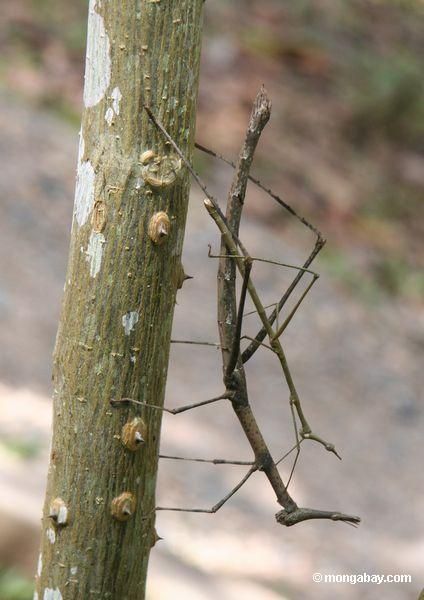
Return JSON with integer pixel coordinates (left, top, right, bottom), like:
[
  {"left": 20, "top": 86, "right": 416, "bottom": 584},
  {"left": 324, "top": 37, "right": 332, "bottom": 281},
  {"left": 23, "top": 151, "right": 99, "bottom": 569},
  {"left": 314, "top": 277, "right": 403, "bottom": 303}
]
[
  {"left": 43, "top": 588, "right": 63, "bottom": 600},
  {"left": 122, "top": 311, "right": 139, "bottom": 335},
  {"left": 105, "top": 86, "right": 122, "bottom": 125},
  {"left": 74, "top": 135, "right": 95, "bottom": 228},
  {"left": 46, "top": 528, "right": 55, "bottom": 544},
  {"left": 37, "top": 553, "right": 43, "bottom": 577},
  {"left": 86, "top": 231, "right": 105, "bottom": 277},
  {"left": 83, "top": 0, "right": 111, "bottom": 108}
]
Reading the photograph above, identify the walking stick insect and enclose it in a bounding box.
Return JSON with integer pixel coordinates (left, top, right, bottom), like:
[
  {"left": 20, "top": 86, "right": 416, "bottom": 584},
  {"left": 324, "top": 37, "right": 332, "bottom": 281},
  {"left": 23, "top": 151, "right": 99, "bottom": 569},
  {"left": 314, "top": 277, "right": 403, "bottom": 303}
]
[{"left": 112, "top": 88, "right": 360, "bottom": 527}]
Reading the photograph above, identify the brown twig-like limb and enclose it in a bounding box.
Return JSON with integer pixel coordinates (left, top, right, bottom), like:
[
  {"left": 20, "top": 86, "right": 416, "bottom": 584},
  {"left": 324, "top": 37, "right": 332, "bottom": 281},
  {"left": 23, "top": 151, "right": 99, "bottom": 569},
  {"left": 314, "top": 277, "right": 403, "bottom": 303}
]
[
  {"left": 208, "top": 250, "right": 319, "bottom": 278},
  {"left": 284, "top": 441, "right": 301, "bottom": 493},
  {"left": 242, "top": 236, "right": 325, "bottom": 363},
  {"left": 160, "top": 442, "right": 307, "bottom": 468},
  {"left": 171, "top": 339, "right": 224, "bottom": 348},
  {"left": 156, "top": 466, "right": 257, "bottom": 514},
  {"left": 225, "top": 258, "right": 252, "bottom": 380},
  {"left": 275, "top": 439, "right": 305, "bottom": 466},
  {"left": 240, "top": 335, "right": 275, "bottom": 354},
  {"left": 244, "top": 302, "right": 282, "bottom": 317},
  {"left": 213, "top": 88, "right": 301, "bottom": 517},
  {"left": 110, "top": 393, "right": 230, "bottom": 415},
  {"left": 194, "top": 141, "right": 323, "bottom": 240},
  {"left": 217, "top": 88, "right": 271, "bottom": 370},
  {"left": 276, "top": 508, "right": 360, "bottom": 527},
  {"left": 302, "top": 431, "right": 341, "bottom": 460},
  {"left": 285, "top": 383, "right": 302, "bottom": 492},
  {"left": 271, "top": 274, "right": 319, "bottom": 340},
  {"left": 204, "top": 197, "right": 340, "bottom": 459},
  {"left": 159, "top": 455, "right": 254, "bottom": 466},
  {"left": 209, "top": 249, "right": 320, "bottom": 339}
]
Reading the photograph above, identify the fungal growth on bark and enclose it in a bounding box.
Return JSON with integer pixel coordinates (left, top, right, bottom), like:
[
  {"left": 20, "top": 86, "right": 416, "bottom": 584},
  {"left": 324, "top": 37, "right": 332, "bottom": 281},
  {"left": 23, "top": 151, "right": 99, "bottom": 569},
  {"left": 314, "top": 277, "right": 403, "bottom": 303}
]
[
  {"left": 140, "top": 150, "right": 182, "bottom": 189},
  {"left": 48, "top": 498, "right": 69, "bottom": 527},
  {"left": 121, "top": 417, "right": 147, "bottom": 451},
  {"left": 111, "top": 492, "right": 136, "bottom": 522},
  {"left": 148, "top": 211, "right": 171, "bottom": 245},
  {"left": 91, "top": 199, "right": 107, "bottom": 233}
]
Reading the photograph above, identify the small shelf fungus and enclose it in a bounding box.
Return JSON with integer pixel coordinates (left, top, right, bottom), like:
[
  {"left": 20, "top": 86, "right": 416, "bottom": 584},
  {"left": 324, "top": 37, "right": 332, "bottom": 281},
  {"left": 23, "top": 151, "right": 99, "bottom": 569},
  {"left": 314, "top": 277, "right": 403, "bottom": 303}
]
[
  {"left": 48, "top": 497, "right": 69, "bottom": 527},
  {"left": 111, "top": 492, "right": 136, "bottom": 521},
  {"left": 140, "top": 150, "right": 181, "bottom": 188},
  {"left": 121, "top": 417, "right": 147, "bottom": 451},
  {"left": 148, "top": 211, "right": 170, "bottom": 245}
]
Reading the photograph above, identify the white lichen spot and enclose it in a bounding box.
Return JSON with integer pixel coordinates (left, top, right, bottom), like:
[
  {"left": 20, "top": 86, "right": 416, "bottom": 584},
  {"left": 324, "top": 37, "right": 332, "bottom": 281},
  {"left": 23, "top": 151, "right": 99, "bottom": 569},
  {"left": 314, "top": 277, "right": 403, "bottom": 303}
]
[
  {"left": 130, "top": 355, "right": 136, "bottom": 364},
  {"left": 75, "top": 160, "right": 95, "bottom": 227},
  {"left": 111, "top": 87, "right": 122, "bottom": 114},
  {"left": 105, "top": 87, "right": 122, "bottom": 126},
  {"left": 86, "top": 231, "right": 105, "bottom": 277},
  {"left": 74, "top": 134, "right": 95, "bottom": 228},
  {"left": 122, "top": 311, "right": 139, "bottom": 336},
  {"left": 70, "top": 566, "right": 78, "bottom": 575},
  {"left": 77, "top": 128, "right": 85, "bottom": 162},
  {"left": 57, "top": 504, "right": 68, "bottom": 525},
  {"left": 37, "top": 553, "right": 43, "bottom": 577},
  {"left": 83, "top": 0, "right": 111, "bottom": 107},
  {"left": 33, "top": 593, "right": 39, "bottom": 600},
  {"left": 105, "top": 106, "right": 114, "bottom": 126},
  {"left": 43, "top": 588, "right": 63, "bottom": 600},
  {"left": 46, "top": 527, "right": 56, "bottom": 544}
]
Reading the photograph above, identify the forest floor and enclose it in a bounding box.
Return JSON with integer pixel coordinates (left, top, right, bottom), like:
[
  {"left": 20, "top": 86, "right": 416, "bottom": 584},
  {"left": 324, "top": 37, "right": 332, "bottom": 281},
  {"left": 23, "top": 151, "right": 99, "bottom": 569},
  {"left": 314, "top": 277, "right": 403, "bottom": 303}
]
[{"left": 0, "top": 91, "right": 423, "bottom": 599}]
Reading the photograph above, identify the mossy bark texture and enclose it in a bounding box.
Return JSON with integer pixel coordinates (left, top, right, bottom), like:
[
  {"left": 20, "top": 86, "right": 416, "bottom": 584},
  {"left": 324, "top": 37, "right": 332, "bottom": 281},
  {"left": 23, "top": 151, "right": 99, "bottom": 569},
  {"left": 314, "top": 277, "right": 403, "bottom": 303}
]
[{"left": 35, "top": 1, "right": 203, "bottom": 598}]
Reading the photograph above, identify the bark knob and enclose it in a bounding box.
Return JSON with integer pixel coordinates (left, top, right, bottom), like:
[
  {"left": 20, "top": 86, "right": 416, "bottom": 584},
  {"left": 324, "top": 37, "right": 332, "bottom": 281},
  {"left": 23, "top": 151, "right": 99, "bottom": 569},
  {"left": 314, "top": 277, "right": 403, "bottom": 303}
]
[
  {"left": 121, "top": 417, "right": 147, "bottom": 451},
  {"left": 148, "top": 212, "right": 171, "bottom": 245},
  {"left": 111, "top": 492, "right": 136, "bottom": 521},
  {"left": 48, "top": 497, "right": 69, "bottom": 526}
]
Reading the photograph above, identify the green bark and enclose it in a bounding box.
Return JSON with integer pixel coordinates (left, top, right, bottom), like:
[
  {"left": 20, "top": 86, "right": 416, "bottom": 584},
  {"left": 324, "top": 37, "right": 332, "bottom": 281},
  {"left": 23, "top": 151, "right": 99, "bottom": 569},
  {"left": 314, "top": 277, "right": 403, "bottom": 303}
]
[{"left": 35, "top": 1, "right": 203, "bottom": 598}]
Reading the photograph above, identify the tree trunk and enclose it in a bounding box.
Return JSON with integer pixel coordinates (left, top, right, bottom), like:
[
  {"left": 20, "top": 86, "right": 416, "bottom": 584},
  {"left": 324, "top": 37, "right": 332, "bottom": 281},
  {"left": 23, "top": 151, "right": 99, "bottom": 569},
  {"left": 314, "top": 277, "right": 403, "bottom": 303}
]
[{"left": 35, "top": 1, "right": 203, "bottom": 598}]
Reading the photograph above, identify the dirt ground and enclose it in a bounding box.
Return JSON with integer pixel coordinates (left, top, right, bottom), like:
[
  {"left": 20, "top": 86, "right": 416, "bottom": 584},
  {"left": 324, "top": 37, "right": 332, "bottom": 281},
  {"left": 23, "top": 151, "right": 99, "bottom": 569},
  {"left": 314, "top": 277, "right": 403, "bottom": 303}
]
[{"left": 0, "top": 89, "right": 423, "bottom": 599}]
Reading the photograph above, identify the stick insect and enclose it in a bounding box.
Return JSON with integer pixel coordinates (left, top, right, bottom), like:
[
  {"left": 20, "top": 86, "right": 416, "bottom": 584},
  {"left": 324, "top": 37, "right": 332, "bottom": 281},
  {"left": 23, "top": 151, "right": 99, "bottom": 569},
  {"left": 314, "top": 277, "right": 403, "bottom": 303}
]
[{"left": 112, "top": 88, "right": 360, "bottom": 527}]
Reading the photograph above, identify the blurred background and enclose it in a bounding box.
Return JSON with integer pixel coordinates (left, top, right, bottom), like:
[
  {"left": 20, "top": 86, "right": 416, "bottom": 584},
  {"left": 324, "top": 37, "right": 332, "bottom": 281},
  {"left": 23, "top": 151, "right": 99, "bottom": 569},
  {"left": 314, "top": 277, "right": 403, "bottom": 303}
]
[{"left": 0, "top": 0, "right": 423, "bottom": 598}]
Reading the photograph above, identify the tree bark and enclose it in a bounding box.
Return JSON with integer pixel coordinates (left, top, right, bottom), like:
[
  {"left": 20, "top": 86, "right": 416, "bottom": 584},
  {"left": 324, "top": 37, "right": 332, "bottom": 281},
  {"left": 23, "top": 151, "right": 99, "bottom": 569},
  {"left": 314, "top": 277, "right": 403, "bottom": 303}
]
[{"left": 35, "top": 1, "right": 203, "bottom": 598}]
